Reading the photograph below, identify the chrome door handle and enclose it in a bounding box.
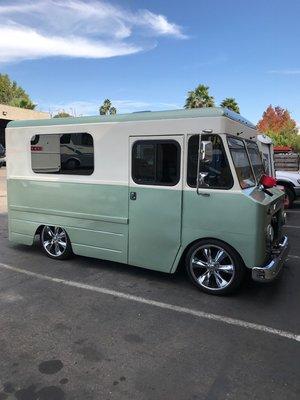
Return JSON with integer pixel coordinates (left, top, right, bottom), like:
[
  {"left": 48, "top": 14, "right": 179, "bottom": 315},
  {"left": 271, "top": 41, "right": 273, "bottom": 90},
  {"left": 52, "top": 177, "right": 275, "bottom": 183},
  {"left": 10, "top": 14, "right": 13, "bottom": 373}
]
[
  {"left": 130, "top": 192, "right": 137, "bottom": 200},
  {"left": 199, "top": 192, "right": 210, "bottom": 197}
]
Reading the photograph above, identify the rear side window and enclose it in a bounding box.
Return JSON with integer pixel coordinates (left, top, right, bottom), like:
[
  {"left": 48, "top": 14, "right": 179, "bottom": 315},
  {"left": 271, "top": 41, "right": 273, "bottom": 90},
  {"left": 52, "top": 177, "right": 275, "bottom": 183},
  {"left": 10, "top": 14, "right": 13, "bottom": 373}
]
[
  {"left": 30, "top": 132, "right": 94, "bottom": 175},
  {"left": 187, "top": 134, "right": 233, "bottom": 189},
  {"left": 132, "top": 140, "right": 180, "bottom": 186}
]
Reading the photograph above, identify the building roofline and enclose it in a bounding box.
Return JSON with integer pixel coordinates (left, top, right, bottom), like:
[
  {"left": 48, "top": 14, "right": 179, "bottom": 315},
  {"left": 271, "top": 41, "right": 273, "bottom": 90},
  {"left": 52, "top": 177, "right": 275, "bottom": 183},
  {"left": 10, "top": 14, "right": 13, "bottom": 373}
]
[
  {"left": 0, "top": 103, "right": 49, "bottom": 121},
  {"left": 7, "top": 107, "right": 256, "bottom": 129}
]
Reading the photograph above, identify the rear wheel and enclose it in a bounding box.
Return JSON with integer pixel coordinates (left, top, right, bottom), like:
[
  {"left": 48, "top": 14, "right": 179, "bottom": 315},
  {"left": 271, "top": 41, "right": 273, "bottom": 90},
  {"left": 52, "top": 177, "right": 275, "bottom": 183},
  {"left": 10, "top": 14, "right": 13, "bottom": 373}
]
[
  {"left": 66, "top": 159, "right": 79, "bottom": 171},
  {"left": 185, "top": 239, "right": 245, "bottom": 295},
  {"left": 40, "top": 226, "right": 73, "bottom": 260}
]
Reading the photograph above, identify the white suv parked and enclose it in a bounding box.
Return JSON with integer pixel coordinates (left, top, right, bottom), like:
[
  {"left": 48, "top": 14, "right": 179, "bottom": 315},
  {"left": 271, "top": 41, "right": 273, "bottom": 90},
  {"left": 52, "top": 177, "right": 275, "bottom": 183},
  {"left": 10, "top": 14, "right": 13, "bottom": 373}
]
[{"left": 276, "top": 170, "right": 300, "bottom": 207}]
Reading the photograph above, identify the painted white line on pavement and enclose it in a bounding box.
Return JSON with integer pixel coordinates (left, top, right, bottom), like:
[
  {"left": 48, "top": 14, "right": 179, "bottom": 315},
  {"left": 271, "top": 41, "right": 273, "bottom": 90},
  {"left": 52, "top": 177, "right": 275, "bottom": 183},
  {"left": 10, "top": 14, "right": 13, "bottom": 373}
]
[
  {"left": 0, "top": 262, "right": 299, "bottom": 343},
  {"left": 285, "top": 225, "right": 300, "bottom": 229},
  {"left": 289, "top": 255, "right": 300, "bottom": 260}
]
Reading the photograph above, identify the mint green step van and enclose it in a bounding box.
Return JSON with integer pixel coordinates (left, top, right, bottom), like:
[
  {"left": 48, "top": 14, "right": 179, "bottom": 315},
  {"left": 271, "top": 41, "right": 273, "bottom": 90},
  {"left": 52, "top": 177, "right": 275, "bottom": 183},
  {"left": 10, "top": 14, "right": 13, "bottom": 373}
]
[{"left": 6, "top": 108, "right": 289, "bottom": 295}]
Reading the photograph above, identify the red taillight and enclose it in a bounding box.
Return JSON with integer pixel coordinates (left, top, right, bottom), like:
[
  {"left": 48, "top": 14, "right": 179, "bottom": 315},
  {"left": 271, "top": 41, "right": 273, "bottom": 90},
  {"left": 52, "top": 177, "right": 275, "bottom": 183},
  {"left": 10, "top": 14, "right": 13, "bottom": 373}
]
[{"left": 260, "top": 174, "right": 277, "bottom": 189}]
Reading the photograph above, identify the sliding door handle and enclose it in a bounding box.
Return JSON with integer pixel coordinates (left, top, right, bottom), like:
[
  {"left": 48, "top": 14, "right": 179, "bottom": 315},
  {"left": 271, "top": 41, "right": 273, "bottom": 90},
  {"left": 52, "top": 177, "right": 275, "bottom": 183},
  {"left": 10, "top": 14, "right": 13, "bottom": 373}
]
[{"left": 130, "top": 192, "right": 137, "bottom": 200}]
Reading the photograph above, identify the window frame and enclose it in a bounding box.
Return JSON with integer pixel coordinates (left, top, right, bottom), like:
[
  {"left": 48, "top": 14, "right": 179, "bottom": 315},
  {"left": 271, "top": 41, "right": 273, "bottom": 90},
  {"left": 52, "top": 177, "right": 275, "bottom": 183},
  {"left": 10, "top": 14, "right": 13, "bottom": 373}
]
[
  {"left": 186, "top": 133, "right": 234, "bottom": 190},
  {"left": 244, "top": 139, "right": 265, "bottom": 181},
  {"left": 227, "top": 135, "right": 256, "bottom": 189},
  {"left": 30, "top": 132, "right": 95, "bottom": 176},
  {"left": 131, "top": 139, "right": 181, "bottom": 187}
]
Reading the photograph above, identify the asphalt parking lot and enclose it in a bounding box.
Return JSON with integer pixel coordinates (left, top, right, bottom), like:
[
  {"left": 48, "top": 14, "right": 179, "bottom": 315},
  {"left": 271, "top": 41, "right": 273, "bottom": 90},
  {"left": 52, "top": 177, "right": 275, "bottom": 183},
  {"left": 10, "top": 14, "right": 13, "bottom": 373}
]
[{"left": 0, "top": 167, "right": 299, "bottom": 400}]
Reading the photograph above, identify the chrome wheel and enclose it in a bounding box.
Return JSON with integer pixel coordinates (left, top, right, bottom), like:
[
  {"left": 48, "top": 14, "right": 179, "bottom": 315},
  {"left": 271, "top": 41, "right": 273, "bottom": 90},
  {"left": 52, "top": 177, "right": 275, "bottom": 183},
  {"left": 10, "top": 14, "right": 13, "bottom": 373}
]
[
  {"left": 190, "top": 245, "right": 235, "bottom": 291},
  {"left": 42, "top": 226, "right": 68, "bottom": 257}
]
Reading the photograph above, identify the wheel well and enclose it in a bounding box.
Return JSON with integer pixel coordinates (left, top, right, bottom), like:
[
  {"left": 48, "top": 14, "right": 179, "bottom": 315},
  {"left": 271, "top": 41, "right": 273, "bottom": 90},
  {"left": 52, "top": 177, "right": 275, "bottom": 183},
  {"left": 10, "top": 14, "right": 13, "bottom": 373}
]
[
  {"left": 35, "top": 225, "right": 44, "bottom": 237},
  {"left": 175, "top": 237, "right": 246, "bottom": 272},
  {"left": 276, "top": 180, "right": 296, "bottom": 197},
  {"left": 35, "top": 225, "right": 72, "bottom": 240}
]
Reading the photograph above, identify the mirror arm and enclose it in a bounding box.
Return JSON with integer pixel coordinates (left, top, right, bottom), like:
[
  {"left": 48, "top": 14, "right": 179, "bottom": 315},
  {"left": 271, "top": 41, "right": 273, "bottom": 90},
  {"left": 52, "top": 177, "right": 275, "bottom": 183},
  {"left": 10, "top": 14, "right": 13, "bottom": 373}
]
[{"left": 196, "top": 134, "right": 202, "bottom": 195}]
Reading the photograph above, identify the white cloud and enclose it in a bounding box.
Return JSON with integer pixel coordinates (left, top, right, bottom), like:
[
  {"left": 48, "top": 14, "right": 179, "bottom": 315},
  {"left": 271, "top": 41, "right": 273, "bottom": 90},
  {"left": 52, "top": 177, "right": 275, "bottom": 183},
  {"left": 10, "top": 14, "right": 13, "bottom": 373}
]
[
  {"left": 136, "top": 10, "right": 187, "bottom": 39},
  {"left": 0, "top": 25, "right": 140, "bottom": 62},
  {"left": 42, "top": 99, "right": 181, "bottom": 116},
  {"left": 0, "top": 0, "right": 186, "bottom": 63},
  {"left": 268, "top": 69, "right": 300, "bottom": 75}
]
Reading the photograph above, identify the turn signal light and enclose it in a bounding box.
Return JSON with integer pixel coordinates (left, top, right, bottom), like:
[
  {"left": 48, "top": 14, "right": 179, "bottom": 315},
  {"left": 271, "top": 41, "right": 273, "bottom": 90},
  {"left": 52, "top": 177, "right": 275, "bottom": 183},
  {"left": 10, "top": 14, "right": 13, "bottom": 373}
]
[{"left": 260, "top": 174, "right": 277, "bottom": 189}]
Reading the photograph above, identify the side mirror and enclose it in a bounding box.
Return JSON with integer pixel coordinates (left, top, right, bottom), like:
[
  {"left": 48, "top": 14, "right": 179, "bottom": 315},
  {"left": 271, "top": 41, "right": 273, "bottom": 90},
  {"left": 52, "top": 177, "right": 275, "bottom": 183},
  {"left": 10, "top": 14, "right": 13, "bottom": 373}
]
[
  {"left": 200, "top": 141, "right": 213, "bottom": 163},
  {"left": 196, "top": 140, "right": 213, "bottom": 191}
]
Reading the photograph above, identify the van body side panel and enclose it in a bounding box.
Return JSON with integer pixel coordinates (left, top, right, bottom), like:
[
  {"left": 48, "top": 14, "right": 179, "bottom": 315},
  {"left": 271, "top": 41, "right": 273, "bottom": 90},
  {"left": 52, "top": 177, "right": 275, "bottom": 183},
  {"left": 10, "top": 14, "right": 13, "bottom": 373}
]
[
  {"left": 8, "top": 179, "right": 128, "bottom": 263},
  {"left": 179, "top": 190, "right": 266, "bottom": 270},
  {"left": 6, "top": 113, "right": 275, "bottom": 275},
  {"left": 128, "top": 187, "right": 182, "bottom": 272}
]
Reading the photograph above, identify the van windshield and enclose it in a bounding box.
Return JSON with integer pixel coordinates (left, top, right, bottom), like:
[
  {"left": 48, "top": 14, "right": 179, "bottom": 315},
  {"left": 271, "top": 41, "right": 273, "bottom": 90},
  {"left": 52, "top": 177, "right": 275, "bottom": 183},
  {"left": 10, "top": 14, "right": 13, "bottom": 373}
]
[
  {"left": 227, "top": 137, "right": 256, "bottom": 189},
  {"left": 245, "top": 141, "right": 265, "bottom": 181}
]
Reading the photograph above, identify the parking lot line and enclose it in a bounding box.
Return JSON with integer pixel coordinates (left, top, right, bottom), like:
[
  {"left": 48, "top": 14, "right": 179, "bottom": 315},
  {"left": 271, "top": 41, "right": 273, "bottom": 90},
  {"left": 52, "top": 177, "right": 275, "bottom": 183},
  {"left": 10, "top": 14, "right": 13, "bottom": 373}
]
[
  {"left": 289, "top": 255, "right": 300, "bottom": 259},
  {"left": 0, "top": 262, "right": 299, "bottom": 343},
  {"left": 285, "top": 225, "right": 300, "bottom": 229}
]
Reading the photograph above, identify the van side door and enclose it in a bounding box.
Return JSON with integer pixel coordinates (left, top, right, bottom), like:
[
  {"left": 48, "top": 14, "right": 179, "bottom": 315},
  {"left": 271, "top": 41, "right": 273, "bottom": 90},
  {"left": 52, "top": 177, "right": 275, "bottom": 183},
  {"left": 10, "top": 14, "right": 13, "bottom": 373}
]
[{"left": 128, "top": 135, "right": 183, "bottom": 272}]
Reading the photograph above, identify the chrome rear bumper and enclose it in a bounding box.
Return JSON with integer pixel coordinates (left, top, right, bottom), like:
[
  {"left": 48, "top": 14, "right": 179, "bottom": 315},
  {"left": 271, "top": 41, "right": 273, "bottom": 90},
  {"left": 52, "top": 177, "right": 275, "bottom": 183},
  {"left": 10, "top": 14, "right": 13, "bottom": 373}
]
[{"left": 252, "top": 236, "right": 290, "bottom": 282}]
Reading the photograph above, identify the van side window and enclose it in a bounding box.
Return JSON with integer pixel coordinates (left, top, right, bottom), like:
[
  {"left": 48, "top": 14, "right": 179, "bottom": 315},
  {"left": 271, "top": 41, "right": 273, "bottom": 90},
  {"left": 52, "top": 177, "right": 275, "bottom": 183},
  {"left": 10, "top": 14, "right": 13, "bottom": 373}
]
[
  {"left": 60, "top": 134, "right": 71, "bottom": 144},
  {"left": 228, "top": 137, "right": 255, "bottom": 188},
  {"left": 132, "top": 140, "right": 180, "bottom": 186},
  {"left": 30, "top": 135, "right": 40, "bottom": 145},
  {"left": 30, "top": 132, "right": 94, "bottom": 175},
  {"left": 187, "top": 134, "right": 233, "bottom": 189}
]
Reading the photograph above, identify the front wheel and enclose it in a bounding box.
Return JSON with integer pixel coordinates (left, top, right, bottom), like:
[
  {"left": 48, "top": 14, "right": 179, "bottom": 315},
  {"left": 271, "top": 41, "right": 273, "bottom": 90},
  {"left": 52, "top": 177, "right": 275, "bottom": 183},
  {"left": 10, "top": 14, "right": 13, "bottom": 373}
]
[
  {"left": 185, "top": 240, "right": 245, "bottom": 295},
  {"left": 40, "top": 226, "right": 73, "bottom": 260},
  {"left": 283, "top": 186, "right": 294, "bottom": 209}
]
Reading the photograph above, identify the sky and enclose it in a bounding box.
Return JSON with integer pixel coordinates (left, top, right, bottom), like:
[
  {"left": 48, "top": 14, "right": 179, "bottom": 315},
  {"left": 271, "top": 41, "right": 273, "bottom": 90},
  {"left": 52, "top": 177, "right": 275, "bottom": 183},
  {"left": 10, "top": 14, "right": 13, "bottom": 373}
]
[{"left": 0, "top": 0, "right": 300, "bottom": 124}]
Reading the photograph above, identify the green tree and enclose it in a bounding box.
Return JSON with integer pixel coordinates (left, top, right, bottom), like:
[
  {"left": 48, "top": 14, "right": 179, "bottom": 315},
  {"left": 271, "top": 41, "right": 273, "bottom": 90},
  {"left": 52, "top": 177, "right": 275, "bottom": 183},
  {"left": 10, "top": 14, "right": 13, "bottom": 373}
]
[
  {"left": 220, "top": 98, "right": 240, "bottom": 114},
  {"left": 257, "top": 105, "right": 298, "bottom": 150},
  {"left": 0, "top": 74, "right": 35, "bottom": 109},
  {"left": 53, "top": 111, "right": 71, "bottom": 118},
  {"left": 185, "top": 84, "right": 215, "bottom": 109},
  {"left": 294, "top": 135, "right": 300, "bottom": 152},
  {"left": 99, "top": 99, "right": 117, "bottom": 115}
]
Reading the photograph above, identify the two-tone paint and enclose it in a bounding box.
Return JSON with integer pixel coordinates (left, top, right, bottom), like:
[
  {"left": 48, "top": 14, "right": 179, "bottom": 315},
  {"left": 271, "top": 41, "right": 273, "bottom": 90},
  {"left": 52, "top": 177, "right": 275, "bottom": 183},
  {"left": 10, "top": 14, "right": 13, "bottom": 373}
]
[{"left": 6, "top": 108, "right": 284, "bottom": 273}]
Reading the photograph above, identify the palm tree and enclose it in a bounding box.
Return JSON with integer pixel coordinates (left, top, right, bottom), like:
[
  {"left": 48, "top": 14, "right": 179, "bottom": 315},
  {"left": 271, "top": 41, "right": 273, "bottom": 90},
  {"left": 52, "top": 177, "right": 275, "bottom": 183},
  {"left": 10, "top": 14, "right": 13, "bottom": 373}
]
[
  {"left": 99, "top": 99, "right": 117, "bottom": 115},
  {"left": 109, "top": 107, "right": 117, "bottom": 115},
  {"left": 220, "top": 98, "right": 240, "bottom": 114},
  {"left": 185, "top": 84, "right": 215, "bottom": 109}
]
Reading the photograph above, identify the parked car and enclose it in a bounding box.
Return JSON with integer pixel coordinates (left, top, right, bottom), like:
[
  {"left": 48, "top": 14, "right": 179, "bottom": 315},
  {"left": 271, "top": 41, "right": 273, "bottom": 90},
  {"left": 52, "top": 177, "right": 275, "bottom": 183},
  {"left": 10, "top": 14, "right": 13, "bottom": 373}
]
[
  {"left": 276, "top": 170, "right": 300, "bottom": 208},
  {"left": 0, "top": 144, "right": 6, "bottom": 168}
]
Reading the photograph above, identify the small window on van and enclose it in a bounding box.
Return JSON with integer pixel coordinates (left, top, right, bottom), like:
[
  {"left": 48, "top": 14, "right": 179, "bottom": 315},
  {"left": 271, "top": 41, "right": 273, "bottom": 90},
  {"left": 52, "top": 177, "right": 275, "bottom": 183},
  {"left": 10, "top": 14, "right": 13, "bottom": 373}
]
[
  {"left": 228, "top": 137, "right": 255, "bottom": 189},
  {"left": 31, "top": 135, "right": 40, "bottom": 145},
  {"left": 60, "top": 134, "right": 71, "bottom": 144},
  {"left": 31, "top": 132, "right": 94, "bottom": 175},
  {"left": 187, "top": 134, "right": 233, "bottom": 189},
  {"left": 132, "top": 140, "right": 180, "bottom": 186}
]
